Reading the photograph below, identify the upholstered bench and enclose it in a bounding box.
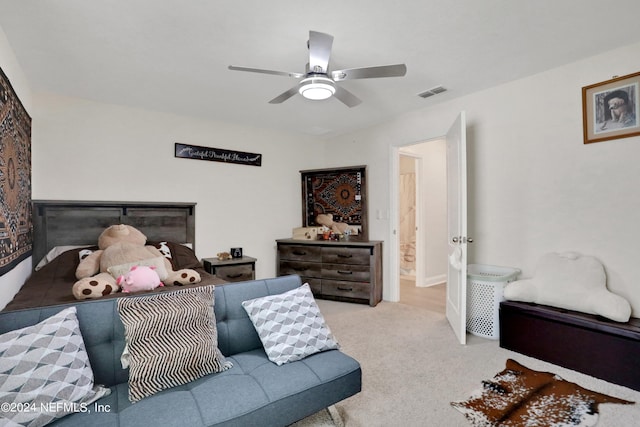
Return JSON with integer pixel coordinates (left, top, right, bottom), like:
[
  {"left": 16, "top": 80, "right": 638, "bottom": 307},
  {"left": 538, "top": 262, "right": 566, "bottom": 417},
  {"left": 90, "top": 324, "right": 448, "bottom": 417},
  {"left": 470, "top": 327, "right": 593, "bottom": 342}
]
[{"left": 499, "top": 300, "right": 640, "bottom": 391}]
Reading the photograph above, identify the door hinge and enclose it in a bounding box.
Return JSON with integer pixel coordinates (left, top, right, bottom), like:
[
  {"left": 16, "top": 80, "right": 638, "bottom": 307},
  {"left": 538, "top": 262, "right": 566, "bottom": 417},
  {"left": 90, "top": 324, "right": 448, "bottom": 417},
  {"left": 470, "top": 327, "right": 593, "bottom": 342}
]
[{"left": 452, "top": 236, "right": 473, "bottom": 243}]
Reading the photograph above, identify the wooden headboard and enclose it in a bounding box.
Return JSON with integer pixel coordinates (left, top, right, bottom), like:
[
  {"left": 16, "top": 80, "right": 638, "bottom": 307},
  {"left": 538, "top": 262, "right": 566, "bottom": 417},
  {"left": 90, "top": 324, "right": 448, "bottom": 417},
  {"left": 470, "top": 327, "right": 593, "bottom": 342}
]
[{"left": 32, "top": 200, "right": 196, "bottom": 268}]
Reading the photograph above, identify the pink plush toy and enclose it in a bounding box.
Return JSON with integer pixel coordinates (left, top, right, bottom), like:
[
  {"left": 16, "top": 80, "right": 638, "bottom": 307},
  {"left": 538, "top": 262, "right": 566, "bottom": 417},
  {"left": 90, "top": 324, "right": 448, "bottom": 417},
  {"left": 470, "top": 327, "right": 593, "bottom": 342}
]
[{"left": 117, "top": 265, "right": 164, "bottom": 293}]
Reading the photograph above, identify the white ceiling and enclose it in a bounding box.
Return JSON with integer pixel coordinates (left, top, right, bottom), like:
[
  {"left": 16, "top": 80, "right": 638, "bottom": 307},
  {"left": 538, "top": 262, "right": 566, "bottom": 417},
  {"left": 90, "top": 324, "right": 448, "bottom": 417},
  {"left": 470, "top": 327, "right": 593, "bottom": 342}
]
[{"left": 2, "top": 0, "right": 640, "bottom": 138}]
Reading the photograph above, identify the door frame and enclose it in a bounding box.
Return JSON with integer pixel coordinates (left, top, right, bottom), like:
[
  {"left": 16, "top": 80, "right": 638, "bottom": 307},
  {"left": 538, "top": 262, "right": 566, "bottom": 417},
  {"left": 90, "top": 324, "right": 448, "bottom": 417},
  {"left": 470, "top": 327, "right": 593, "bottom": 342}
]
[
  {"left": 389, "top": 135, "right": 447, "bottom": 302},
  {"left": 397, "top": 150, "right": 424, "bottom": 285}
]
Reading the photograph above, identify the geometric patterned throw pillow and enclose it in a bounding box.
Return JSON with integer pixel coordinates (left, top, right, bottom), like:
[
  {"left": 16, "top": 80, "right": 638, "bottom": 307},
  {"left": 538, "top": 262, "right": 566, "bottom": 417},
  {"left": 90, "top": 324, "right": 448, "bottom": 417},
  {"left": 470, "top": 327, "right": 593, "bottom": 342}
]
[
  {"left": 241, "top": 283, "right": 340, "bottom": 366},
  {"left": 0, "top": 307, "right": 111, "bottom": 427},
  {"left": 117, "top": 285, "right": 231, "bottom": 403}
]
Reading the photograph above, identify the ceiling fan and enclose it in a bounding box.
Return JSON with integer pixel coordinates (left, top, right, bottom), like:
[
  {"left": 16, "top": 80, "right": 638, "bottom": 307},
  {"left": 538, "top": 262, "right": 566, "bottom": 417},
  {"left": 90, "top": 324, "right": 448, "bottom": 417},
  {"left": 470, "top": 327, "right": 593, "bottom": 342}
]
[{"left": 228, "top": 31, "right": 407, "bottom": 107}]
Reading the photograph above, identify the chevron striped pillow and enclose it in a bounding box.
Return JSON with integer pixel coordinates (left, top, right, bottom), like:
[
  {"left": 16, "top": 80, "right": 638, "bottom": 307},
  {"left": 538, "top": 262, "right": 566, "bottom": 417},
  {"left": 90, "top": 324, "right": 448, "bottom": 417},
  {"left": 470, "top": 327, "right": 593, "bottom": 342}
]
[{"left": 117, "top": 285, "right": 231, "bottom": 402}]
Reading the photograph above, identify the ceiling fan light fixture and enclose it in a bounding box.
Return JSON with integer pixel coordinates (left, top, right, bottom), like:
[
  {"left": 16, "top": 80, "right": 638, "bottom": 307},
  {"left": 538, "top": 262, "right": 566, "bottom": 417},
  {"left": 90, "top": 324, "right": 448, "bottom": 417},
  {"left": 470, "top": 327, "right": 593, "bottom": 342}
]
[{"left": 298, "top": 76, "right": 336, "bottom": 100}]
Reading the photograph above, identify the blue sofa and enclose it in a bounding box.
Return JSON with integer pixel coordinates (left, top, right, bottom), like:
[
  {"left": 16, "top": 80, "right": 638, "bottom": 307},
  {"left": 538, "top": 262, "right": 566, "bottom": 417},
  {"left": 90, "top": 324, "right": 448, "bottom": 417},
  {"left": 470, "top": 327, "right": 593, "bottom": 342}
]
[{"left": 0, "top": 275, "right": 362, "bottom": 426}]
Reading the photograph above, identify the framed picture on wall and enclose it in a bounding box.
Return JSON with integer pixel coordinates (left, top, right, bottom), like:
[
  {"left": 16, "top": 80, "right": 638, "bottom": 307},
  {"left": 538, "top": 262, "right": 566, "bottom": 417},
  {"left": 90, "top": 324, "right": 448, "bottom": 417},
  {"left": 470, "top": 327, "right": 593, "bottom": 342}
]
[{"left": 582, "top": 71, "right": 640, "bottom": 144}]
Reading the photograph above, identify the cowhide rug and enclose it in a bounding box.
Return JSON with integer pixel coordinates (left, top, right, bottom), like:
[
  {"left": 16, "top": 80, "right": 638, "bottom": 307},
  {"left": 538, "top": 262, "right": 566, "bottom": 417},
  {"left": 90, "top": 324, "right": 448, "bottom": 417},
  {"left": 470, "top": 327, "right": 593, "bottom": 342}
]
[{"left": 451, "top": 359, "right": 633, "bottom": 427}]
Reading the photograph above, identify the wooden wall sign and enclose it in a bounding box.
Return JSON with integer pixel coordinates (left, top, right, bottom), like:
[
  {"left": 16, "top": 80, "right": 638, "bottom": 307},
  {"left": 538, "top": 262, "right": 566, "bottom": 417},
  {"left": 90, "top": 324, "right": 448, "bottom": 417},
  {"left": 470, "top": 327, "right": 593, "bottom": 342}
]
[{"left": 175, "top": 143, "right": 262, "bottom": 166}]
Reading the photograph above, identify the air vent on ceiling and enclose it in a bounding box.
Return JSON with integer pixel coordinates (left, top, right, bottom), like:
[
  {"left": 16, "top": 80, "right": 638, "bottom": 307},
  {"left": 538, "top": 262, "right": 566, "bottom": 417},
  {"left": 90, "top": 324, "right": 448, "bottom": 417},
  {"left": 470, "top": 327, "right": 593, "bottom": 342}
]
[{"left": 417, "top": 86, "right": 447, "bottom": 98}]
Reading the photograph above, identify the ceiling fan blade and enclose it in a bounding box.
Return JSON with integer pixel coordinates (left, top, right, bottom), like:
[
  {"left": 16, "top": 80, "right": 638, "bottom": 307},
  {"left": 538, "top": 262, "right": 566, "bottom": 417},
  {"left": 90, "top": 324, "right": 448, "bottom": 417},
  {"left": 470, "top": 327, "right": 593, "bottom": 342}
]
[
  {"left": 308, "top": 31, "right": 334, "bottom": 74},
  {"left": 268, "top": 86, "right": 299, "bottom": 104},
  {"left": 228, "top": 65, "right": 304, "bottom": 79},
  {"left": 332, "top": 64, "right": 407, "bottom": 81},
  {"left": 333, "top": 86, "right": 362, "bottom": 108}
]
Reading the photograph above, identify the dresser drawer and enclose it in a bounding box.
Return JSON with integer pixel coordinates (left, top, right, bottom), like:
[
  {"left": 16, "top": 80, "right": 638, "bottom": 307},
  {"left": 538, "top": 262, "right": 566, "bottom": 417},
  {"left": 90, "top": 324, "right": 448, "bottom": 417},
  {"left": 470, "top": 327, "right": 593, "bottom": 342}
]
[
  {"left": 215, "top": 264, "right": 254, "bottom": 282},
  {"left": 322, "top": 280, "right": 371, "bottom": 300},
  {"left": 276, "top": 238, "right": 383, "bottom": 306},
  {"left": 322, "top": 247, "right": 371, "bottom": 265},
  {"left": 278, "top": 245, "right": 321, "bottom": 261},
  {"left": 322, "top": 263, "right": 370, "bottom": 282},
  {"left": 302, "top": 277, "right": 322, "bottom": 295},
  {"left": 279, "top": 260, "right": 322, "bottom": 278}
]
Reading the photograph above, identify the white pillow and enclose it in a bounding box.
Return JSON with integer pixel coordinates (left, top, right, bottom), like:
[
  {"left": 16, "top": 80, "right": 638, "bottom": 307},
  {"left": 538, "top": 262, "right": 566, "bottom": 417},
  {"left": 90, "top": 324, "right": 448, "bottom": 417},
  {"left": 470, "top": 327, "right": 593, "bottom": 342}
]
[
  {"left": 504, "top": 252, "right": 632, "bottom": 322},
  {"left": 106, "top": 256, "right": 169, "bottom": 281},
  {"left": 154, "top": 241, "right": 173, "bottom": 259},
  {"left": 0, "top": 307, "right": 110, "bottom": 426},
  {"left": 241, "top": 283, "right": 340, "bottom": 365},
  {"left": 35, "top": 245, "right": 92, "bottom": 271}
]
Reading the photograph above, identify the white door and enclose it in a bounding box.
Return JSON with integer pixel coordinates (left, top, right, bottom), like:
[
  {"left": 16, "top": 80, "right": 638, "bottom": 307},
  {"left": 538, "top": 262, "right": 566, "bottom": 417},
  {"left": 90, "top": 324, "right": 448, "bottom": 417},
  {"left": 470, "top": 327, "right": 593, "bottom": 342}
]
[{"left": 445, "top": 112, "right": 468, "bottom": 345}]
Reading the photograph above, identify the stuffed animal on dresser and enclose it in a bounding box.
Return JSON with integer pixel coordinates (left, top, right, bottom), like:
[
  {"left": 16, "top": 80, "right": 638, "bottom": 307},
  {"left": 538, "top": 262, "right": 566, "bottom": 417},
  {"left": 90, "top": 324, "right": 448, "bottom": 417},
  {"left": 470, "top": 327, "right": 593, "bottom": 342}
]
[
  {"left": 315, "top": 213, "right": 356, "bottom": 235},
  {"left": 72, "top": 224, "right": 201, "bottom": 300}
]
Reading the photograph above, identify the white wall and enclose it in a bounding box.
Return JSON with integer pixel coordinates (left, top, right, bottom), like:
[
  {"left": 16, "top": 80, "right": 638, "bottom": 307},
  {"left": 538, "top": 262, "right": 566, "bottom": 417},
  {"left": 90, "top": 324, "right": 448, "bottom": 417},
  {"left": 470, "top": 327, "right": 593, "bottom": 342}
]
[
  {"left": 30, "top": 92, "right": 324, "bottom": 285},
  {"left": 0, "top": 26, "right": 33, "bottom": 309},
  {"left": 325, "top": 41, "right": 640, "bottom": 316}
]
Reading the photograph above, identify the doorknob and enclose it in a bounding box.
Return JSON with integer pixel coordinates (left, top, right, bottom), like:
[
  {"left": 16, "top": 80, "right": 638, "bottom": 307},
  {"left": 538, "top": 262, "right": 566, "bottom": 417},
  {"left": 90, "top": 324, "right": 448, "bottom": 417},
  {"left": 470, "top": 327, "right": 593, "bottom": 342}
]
[
  {"left": 467, "top": 237, "right": 474, "bottom": 243},
  {"left": 452, "top": 237, "right": 459, "bottom": 243}
]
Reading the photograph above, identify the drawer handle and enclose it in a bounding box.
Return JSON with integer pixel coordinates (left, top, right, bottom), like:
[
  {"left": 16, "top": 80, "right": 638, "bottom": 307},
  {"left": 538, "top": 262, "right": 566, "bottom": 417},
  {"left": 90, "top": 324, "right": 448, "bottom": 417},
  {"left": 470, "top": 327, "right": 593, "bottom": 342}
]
[
  {"left": 337, "top": 254, "right": 353, "bottom": 258},
  {"left": 292, "top": 250, "right": 307, "bottom": 256},
  {"left": 337, "top": 270, "right": 353, "bottom": 275},
  {"left": 227, "top": 273, "right": 243, "bottom": 279},
  {"left": 293, "top": 267, "right": 307, "bottom": 272},
  {"left": 337, "top": 286, "right": 353, "bottom": 291}
]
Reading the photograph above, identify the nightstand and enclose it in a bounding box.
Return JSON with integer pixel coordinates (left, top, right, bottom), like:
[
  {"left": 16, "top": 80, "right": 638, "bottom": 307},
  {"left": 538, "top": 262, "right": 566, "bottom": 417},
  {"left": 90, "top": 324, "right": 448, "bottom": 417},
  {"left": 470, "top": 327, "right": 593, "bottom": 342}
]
[{"left": 202, "top": 256, "right": 257, "bottom": 282}]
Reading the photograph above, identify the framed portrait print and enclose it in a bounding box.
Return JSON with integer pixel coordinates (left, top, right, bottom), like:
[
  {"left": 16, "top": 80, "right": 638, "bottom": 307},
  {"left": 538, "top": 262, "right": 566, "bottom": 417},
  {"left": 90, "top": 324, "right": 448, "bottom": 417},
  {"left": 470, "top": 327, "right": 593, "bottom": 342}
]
[{"left": 582, "top": 71, "right": 640, "bottom": 144}]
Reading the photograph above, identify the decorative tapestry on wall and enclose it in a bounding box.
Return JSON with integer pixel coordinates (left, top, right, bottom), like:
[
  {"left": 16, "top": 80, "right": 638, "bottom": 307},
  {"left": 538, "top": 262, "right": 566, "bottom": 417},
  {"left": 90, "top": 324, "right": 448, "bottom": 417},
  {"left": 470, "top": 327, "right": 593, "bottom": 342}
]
[
  {"left": 0, "top": 67, "right": 32, "bottom": 275},
  {"left": 301, "top": 166, "right": 368, "bottom": 239}
]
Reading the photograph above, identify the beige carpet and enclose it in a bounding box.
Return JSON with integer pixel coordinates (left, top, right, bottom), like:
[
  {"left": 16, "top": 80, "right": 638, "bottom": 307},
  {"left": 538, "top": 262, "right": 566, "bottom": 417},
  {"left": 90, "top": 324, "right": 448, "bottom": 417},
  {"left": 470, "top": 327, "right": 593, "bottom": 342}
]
[{"left": 292, "top": 299, "right": 640, "bottom": 427}]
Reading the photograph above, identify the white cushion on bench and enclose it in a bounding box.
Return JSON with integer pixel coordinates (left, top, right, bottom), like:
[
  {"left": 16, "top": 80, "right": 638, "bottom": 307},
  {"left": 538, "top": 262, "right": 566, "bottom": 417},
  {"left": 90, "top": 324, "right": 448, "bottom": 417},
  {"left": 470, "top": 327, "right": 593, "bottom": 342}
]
[{"left": 504, "top": 252, "right": 631, "bottom": 322}]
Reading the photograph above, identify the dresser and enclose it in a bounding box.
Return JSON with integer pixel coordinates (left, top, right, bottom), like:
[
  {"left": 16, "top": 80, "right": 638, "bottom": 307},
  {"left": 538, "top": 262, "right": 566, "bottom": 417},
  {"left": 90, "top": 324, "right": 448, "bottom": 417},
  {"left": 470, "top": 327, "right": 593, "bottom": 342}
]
[
  {"left": 202, "top": 256, "right": 256, "bottom": 282},
  {"left": 276, "top": 239, "right": 382, "bottom": 306}
]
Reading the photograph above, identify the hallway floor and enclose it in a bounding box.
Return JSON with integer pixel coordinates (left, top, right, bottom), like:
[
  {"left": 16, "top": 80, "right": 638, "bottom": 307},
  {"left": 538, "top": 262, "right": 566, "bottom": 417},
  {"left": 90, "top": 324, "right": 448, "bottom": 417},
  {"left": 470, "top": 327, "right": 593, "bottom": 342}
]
[{"left": 399, "top": 277, "right": 446, "bottom": 313}]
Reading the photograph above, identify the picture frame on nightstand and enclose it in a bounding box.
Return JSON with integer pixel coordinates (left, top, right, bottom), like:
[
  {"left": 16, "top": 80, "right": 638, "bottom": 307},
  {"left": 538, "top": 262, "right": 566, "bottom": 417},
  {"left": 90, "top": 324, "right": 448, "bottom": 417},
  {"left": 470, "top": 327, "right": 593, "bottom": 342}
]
[{"left": 230, "top": 247, "right": 243, "bottom": 258}]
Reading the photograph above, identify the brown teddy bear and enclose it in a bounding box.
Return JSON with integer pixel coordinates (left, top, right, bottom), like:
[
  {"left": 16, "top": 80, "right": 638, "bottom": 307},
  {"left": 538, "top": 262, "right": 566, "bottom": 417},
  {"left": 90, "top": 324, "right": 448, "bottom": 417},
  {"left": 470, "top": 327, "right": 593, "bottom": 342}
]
[
  {"left": 217, "top": 252, "right": 232, "bottom": 261},
  {"left": 315, "top": 213, "right": 355, "bottom": 234},
  {"left": 72, "top": 224, "right": 201, "bottom": 300}
]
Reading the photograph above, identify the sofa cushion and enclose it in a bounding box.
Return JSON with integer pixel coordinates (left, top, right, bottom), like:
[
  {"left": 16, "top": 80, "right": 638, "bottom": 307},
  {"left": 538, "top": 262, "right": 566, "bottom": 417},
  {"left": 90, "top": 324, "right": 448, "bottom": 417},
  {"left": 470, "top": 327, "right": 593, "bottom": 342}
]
[
  {"left": 116, "top": 285, "right": 231, "bottom": 402},
  {"left": 214, "top": 276, "right": 305, "bottom": 357},
  {"left": 47, "top": 347, "right": 361, "bottom": 427},
  {"left": 0, "top": 307, "right": 110, "bottom": 427},
  {"left": 241, "top": 283, "right": 339, "bottom": 365}
]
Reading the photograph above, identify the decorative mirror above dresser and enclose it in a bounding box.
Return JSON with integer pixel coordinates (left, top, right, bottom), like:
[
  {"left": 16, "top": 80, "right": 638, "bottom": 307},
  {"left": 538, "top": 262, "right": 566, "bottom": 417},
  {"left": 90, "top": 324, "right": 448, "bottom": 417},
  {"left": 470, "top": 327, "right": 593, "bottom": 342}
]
[{"left": 300, "top": 165, "right": 368, "bottom": 240}]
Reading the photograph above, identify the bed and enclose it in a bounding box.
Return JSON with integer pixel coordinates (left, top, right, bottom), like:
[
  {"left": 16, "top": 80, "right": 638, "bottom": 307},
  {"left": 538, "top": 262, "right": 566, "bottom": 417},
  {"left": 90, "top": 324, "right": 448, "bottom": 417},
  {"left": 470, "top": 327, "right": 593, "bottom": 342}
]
[{"left": 2, "top": 200, "right": 226, "bottom": 312}]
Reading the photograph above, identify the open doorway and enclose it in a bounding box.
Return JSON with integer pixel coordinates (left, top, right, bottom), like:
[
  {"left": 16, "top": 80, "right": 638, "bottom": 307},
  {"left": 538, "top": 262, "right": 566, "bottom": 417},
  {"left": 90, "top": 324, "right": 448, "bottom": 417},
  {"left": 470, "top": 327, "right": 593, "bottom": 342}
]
[
  {"left": 398, "top": 153, "right": 418, "bottom": 279},
  {"left": 397, "top": 139, "right": 447, "bottom": 312}
]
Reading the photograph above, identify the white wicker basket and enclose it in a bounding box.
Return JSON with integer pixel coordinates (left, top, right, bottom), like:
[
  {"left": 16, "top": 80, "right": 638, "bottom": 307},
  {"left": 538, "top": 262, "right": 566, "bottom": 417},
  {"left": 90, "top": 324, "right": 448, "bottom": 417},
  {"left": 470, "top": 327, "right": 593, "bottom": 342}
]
[{"left": 466, "top": 264, "right": 520, "bottom": 339}]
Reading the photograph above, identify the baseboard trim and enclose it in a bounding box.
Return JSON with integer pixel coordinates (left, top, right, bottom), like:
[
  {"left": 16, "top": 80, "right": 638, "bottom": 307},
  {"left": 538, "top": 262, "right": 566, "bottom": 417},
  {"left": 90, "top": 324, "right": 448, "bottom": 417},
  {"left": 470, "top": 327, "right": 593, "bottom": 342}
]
[{"left": 417, "top": 274, "right": 446, "bottom": 288}]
